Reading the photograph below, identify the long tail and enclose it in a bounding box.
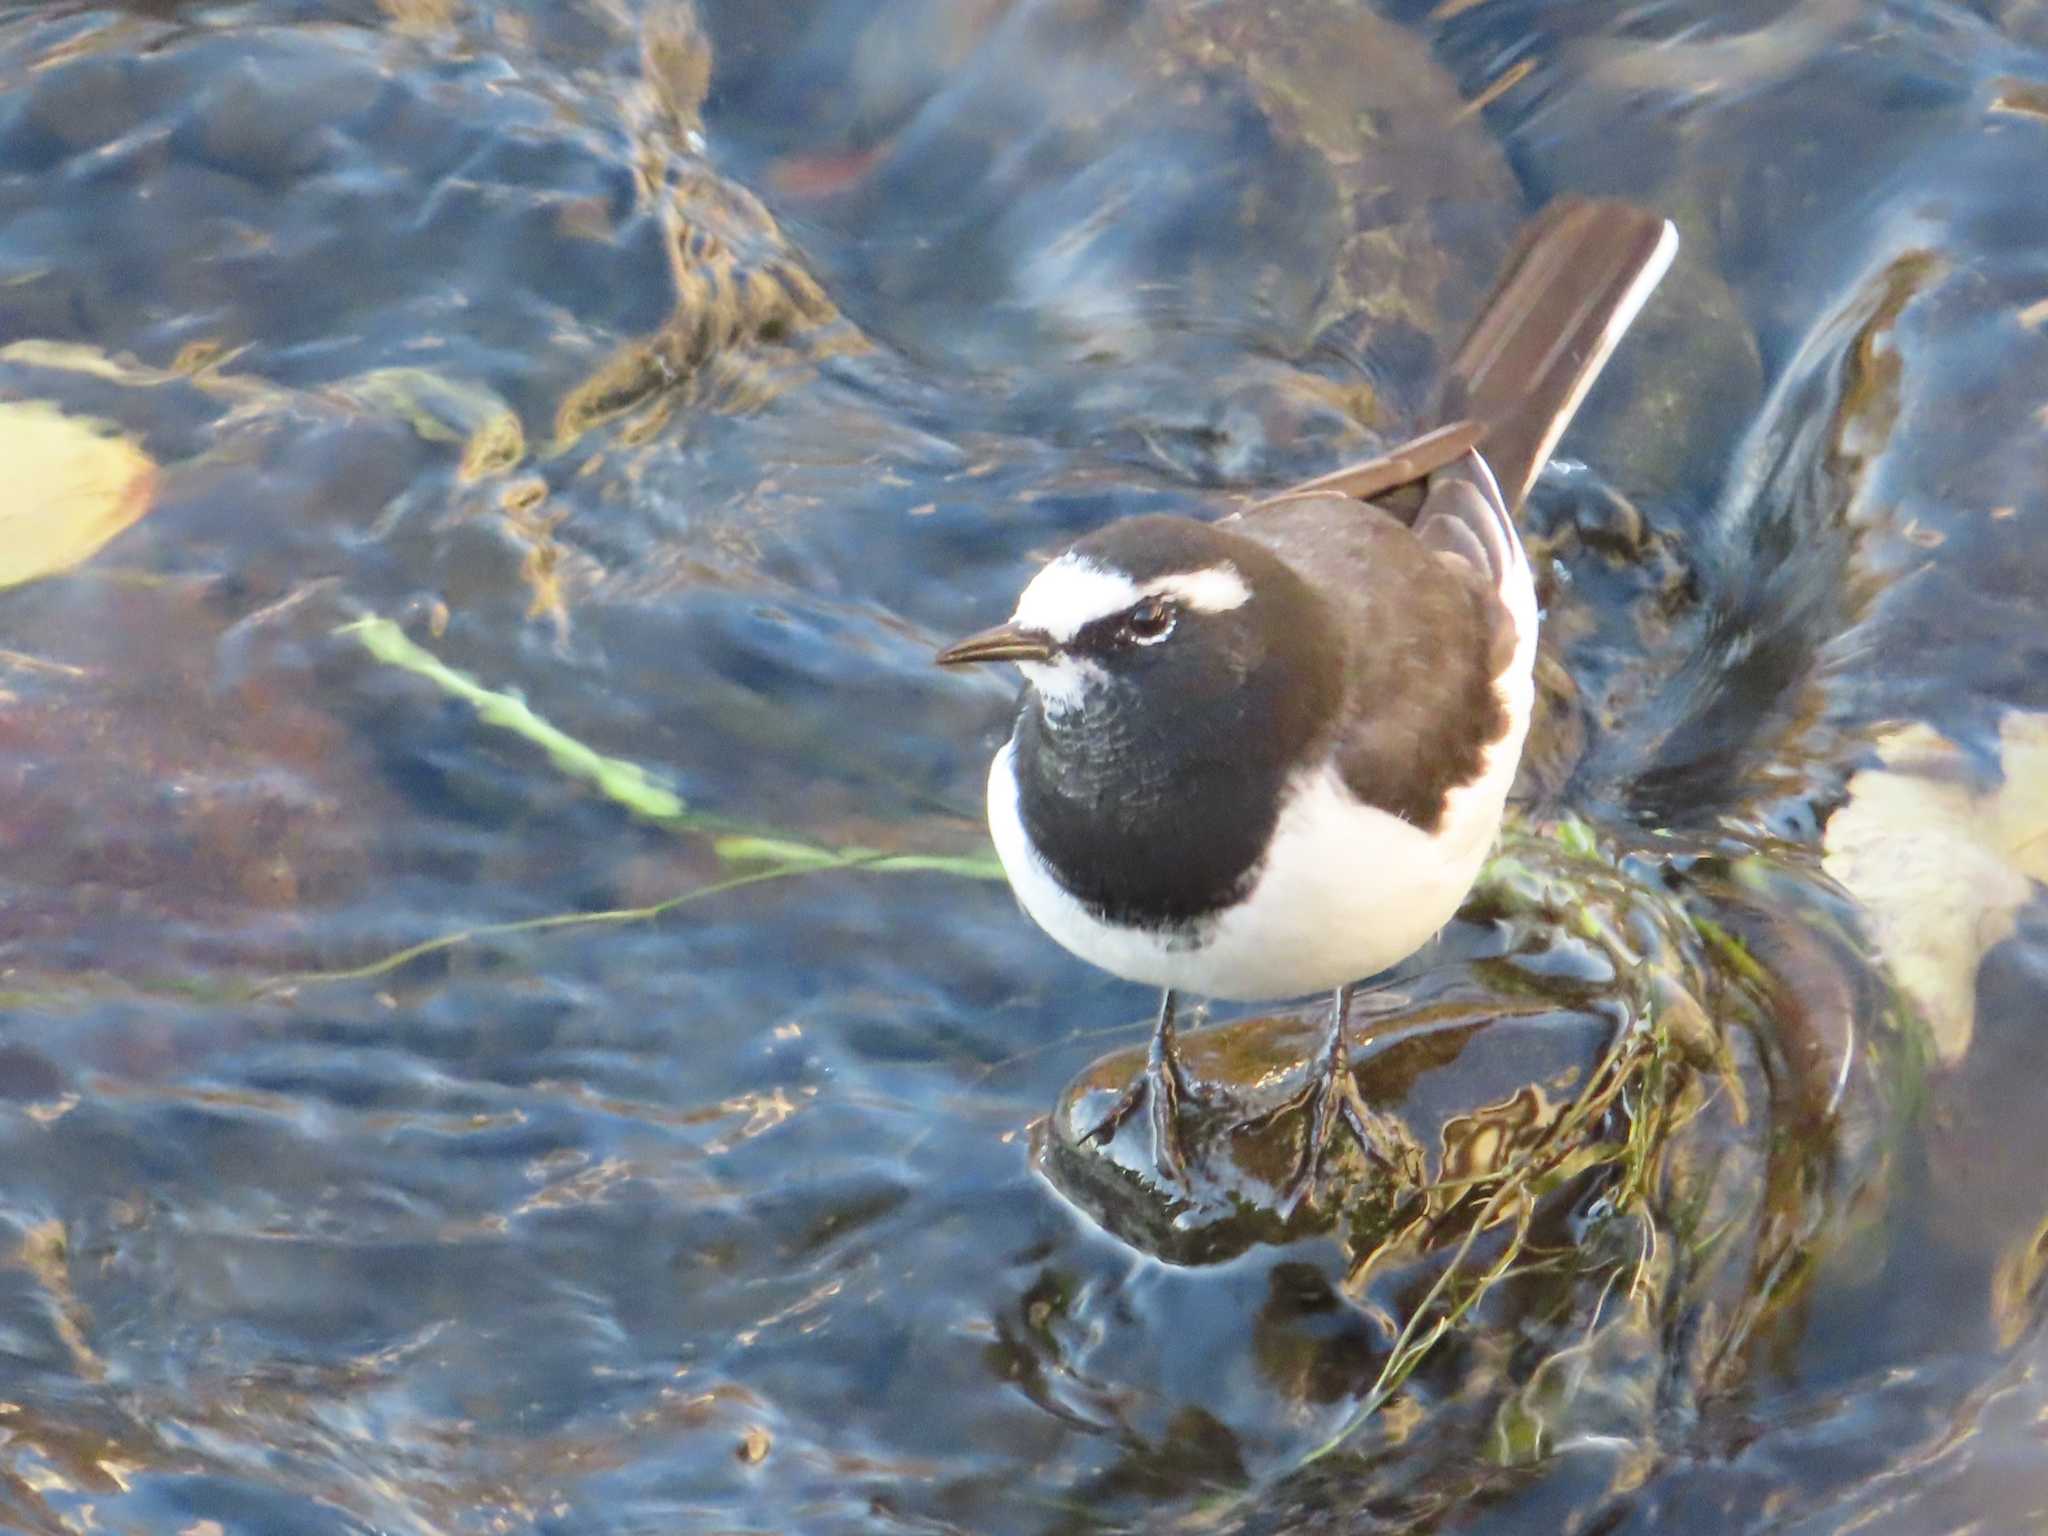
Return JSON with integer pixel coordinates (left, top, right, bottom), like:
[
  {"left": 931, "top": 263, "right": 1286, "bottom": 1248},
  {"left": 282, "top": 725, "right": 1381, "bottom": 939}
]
[
  {"left": 1439, "top": 196, "right": 1678, "bottom": 512},
  {"left": 1244, "top": 199, "right": 1676, "bottom": 519}
]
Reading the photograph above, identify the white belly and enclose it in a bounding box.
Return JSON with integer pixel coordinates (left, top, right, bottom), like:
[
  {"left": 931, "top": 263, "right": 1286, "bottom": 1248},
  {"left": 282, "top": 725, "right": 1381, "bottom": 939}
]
[
  {"left": 987, "top": 730, "right": 1520, "bottom": 1000},
  {"left": 984, "top": 577, "right": 1536, "bottom": 1002}
]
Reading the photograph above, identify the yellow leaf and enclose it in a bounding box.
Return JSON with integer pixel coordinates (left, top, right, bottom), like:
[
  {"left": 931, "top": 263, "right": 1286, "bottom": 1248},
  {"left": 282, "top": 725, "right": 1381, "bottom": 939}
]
[
  {"left": 1822, "top": 712, "right": 2048, "bottom": 1061},
  {"left": 0, "top": 399, "right": 157, "bottom": 589}
]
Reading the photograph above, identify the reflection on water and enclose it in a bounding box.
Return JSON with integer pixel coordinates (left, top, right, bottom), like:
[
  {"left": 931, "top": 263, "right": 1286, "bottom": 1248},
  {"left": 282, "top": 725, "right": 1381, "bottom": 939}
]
[{"left": 1, "top": 0, "right": 2047, "bottom": 1531}]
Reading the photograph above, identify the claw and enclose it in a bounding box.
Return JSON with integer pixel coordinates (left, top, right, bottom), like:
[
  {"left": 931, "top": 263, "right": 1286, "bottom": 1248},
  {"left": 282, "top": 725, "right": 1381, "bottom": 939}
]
[
  {"left": 1084, "top": 1054, "right": 1190, "bottom": 1180},
  {"left": 1276, "top": 983, "right": 1410, "bottom": 1215},
  {"left": 1083, "top": 990, "right": 1197, "bottom": 1181},
  {"left": 1079, "top": 984, "right": 1409, "bottom": 1202}
]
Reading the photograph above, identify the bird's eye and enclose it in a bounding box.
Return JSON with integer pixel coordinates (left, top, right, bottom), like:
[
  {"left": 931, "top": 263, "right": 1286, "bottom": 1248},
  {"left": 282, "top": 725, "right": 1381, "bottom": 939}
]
[{"left": 1122, "top": 599, "right": 1176, "bottom": 643}]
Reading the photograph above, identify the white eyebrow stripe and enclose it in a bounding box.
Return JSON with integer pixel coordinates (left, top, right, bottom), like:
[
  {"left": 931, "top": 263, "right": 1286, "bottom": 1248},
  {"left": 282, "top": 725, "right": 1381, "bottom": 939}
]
[
  {"left": 1011, "top": 555, "right": 1249, "bottom": 640},
  {"left": 1144, "top": 564, "right": 1249, "bottom": 614},
  {"left": 1012, "top": 556, "right": 1140, "bottom": 642}
]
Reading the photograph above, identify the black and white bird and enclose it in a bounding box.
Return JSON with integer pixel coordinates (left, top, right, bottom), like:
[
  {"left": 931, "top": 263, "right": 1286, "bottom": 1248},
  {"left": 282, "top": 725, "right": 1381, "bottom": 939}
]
[{"left": 937, "top": 198, "right": 1678, "bottom": 1196}]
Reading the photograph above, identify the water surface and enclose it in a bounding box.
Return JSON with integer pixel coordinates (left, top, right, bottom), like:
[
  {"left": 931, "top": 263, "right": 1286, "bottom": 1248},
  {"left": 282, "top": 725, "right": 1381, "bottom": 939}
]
[{"left": 1, "top": 1, "right": 2047, "bottom": 1531}]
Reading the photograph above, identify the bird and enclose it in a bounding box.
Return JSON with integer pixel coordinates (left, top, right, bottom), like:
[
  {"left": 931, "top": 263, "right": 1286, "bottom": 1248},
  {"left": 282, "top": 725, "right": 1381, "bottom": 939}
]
[{"left": 935, "top": 197, "right": 1678, "bottom": 1200}]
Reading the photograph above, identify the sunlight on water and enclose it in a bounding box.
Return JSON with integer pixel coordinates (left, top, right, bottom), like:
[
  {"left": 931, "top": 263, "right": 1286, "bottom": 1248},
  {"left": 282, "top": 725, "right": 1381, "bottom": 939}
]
[{"left": 0, "top": 1, "right": 2045, "bottom": 1531}]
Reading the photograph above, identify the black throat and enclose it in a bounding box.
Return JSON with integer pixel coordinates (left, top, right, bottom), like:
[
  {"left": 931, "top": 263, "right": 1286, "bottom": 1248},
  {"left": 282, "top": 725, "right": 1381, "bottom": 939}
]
[{"left": 1011, "top": 556, "right": 1341, "bottom": 932}]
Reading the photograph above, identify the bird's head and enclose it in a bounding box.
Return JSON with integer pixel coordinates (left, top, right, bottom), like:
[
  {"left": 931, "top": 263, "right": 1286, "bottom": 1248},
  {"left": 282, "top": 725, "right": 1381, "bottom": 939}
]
[{"left": 936, "top": 514, "right": 1338, "bottom": 754}]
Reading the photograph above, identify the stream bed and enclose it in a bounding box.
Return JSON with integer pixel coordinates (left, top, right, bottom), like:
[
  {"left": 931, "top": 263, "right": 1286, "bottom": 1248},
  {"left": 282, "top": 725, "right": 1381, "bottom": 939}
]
[{"left": 2, "top": 1, "right": 2048, "bottom": 1532}]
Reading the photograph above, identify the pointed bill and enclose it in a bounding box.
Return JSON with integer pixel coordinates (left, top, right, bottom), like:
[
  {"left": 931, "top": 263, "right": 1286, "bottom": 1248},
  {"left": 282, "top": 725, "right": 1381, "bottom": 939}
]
[{"left": 935, "top": 623, "right": 1057, "bottom": 667}]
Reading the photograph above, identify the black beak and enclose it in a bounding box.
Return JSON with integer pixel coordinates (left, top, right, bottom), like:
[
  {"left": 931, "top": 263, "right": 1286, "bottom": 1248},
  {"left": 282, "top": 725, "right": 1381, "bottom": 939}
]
[{"left": 934, "top": 622, "right": 1057, "bottom": 667}]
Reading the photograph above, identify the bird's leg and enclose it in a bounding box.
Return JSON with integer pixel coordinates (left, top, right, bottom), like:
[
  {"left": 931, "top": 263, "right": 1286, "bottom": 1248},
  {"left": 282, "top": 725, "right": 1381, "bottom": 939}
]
[
  {"left": 1283, "top": 982, "right": 1409, "bottom": 1210},
  {"left": 1084, "top": 989, "right": 1196, "bottom": 1179}
]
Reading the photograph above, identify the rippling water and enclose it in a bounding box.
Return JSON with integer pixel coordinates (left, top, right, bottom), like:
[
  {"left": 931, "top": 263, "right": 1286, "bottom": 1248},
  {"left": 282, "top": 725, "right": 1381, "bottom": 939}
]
[{"left": 2, "top": 0, "right": 2048, "bottom": 1531}]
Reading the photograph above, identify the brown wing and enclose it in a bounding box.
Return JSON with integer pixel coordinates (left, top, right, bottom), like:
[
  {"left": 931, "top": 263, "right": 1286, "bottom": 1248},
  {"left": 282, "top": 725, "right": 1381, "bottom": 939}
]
[
  {"left": 1220, "top": 197, "right": 1673, "bottom": 826},
  {"left": 1233, "top": 494, "right": 1506, "bottom": 834}
]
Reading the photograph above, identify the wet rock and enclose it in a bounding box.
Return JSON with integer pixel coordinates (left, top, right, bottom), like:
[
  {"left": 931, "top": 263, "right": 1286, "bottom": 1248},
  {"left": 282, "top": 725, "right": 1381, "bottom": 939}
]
[
  {"left": 1566, "top": 243, "right": 1765, "bottom": 507},
  {"left": 0, "top": 575, "right": 394, "bottom": 972},
  {"left": 173, "top": 51, "right": 378, "bottom": 185},
  {"left": 1040, "top": 993, "right": 1616, "bottom": 1268}
]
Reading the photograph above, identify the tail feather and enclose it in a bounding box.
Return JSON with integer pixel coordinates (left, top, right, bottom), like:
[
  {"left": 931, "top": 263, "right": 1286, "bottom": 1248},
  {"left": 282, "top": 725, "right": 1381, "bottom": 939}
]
[
  {"left": 1412, "top": 450, "right": 1528, "bottom": 676},
  {"left": 1441, "top": 197, "right": 1678, "bottom": 512},
  {"left": 1415, "top": 452, "right": 1515, "bottom": 592}
]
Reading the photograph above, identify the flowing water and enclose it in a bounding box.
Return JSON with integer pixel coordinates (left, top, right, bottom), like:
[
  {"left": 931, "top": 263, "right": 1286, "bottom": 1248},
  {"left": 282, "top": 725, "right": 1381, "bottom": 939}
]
[{"left": 1, "top": 0, "right": 2047, "bottom": 1531}]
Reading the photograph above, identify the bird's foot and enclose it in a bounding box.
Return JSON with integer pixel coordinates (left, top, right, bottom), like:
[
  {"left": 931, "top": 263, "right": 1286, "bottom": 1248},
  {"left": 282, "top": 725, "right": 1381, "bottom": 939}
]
[
  {"left": 1276, "top": 1065, "right": 1411, "bottom": 1217},
  {"left": 1263, "top": 981, "right": 1417, "bottom": 1216},
  {"left": 1081, "top": 991, "right": 1218, "bottom": 1185},
  {"left": 1082, "top": 1054, "right": 1200, "bottom": 1183}
]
